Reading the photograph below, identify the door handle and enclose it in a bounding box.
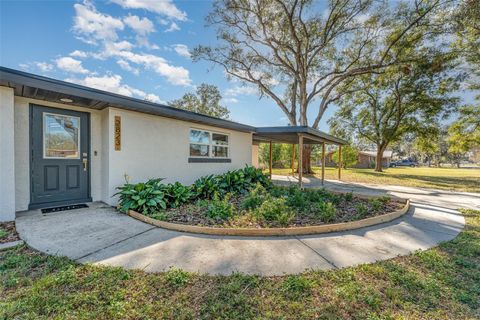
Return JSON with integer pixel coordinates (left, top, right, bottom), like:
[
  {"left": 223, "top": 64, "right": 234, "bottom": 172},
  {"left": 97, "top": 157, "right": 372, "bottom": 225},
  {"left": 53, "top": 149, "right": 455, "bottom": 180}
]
[{"left": 83, "top": 158, "right": 88, "bottom": 171}]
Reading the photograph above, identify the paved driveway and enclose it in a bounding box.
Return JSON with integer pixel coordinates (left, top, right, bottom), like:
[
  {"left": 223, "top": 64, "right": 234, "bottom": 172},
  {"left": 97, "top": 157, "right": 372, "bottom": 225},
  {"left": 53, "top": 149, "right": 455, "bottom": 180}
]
[{"left": 16, "top": 180, "right": 476, "bottom": 275}]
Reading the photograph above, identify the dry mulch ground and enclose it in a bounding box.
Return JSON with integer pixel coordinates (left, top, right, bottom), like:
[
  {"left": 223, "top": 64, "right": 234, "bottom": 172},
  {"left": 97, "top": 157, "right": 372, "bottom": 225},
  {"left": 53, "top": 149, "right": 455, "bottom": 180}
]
[{"left": 0, "top": 222, "right": 20, "bottom": 244}]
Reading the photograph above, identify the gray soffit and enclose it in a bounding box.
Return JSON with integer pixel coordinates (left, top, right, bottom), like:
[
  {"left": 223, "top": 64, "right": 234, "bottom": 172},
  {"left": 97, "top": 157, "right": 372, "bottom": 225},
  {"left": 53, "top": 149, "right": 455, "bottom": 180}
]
[
  {"left": 0, "top": 66, "right": 255, "bottom": 133},
  {"left": 254, "top": 126, "right": 348, "bottom": 145}
]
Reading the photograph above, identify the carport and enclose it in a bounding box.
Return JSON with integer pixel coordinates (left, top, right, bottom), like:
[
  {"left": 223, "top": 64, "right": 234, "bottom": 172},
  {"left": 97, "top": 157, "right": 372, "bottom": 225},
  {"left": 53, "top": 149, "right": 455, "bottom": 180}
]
[{"left": 253, "top": 126, "right": 348, "bottom": 187}]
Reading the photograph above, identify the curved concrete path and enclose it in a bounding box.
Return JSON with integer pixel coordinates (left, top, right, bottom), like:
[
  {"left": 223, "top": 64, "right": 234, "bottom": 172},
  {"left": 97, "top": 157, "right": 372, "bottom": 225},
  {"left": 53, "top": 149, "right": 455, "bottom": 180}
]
[{"left": 16, "top": 180, "right": 476, "bottom": 276}]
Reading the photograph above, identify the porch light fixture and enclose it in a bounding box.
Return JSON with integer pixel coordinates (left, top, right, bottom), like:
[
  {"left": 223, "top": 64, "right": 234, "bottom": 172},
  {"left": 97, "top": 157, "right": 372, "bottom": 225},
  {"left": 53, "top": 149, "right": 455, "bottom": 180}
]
[{"left": 60, "top": 98, "right": 73, "bottom": 103}]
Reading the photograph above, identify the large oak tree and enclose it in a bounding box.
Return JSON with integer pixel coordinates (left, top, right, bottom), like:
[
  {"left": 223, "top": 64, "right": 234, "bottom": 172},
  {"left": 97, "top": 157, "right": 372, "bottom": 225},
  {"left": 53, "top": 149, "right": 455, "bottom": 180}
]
[{"left": 193, "top": 0, "right": 451, "bottom": 172}]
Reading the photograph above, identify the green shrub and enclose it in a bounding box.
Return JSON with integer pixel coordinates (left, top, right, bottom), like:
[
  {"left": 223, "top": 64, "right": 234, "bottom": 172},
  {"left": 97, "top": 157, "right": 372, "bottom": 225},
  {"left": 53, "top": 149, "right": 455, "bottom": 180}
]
[
  {"left": 355, "top": 203, "right": 369, "bottom": 219},
  {"left": 312, "top": 202, "right": 337, "bottom": 223},
  {"left": 285, "top": 186, "right": 309, "bottom": 211},
  {"left": 165, "top": 267, "right": 191, "bottom": 288},
  {"left": 344, "top": 192, "right": 354, "bottom": 202},
  {"left": 369, "top": 198, "right": 382, "bottom": 211},
  {"left": 191, "top": 175, "right": 220, "bottom": 199},
  {"left": 255, "top": 196, "right": 294, "bottom": 227},
  {"left": 241, "top": 183, "right": 268, "bottom": 210},
  {"left": 150, "top": 212, "right": 168, "bottom": 221},
  {"left": 0, "top": 228, "right": 8, "bottom": 239},
  {"left": 115, "top": 178, "right": 167, "bottom": 215},
  {"left": 165, "top": 182, "right": 193, "bottom": 208},
  {"left": 205, "top": 193, "right": 235, "bottom": 221},
  {"left": 380, "top": 195, "right": 391, "bottom": 204}
]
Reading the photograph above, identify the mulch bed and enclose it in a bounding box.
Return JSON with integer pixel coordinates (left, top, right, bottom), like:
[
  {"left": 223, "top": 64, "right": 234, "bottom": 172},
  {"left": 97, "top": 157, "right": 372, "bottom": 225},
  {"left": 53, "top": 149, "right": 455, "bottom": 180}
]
[
  {"left": 149, "top": 195, "right": 405, "bottom": 228},
  {"left": 0, "top": 221, "right": 21, "bottom": 243}
]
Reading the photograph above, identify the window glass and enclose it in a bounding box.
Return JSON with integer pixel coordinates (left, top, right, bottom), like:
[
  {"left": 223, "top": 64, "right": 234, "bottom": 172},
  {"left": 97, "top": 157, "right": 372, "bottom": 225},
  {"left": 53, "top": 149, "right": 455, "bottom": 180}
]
[
  {"left": 212, "top": 133, "right": 228, "bottom": 145},
  {"left": 212, "top": 146, "right": 228, "bottom": 158},
  {"left": 43, "top": 113, "right": 80, "bottom": 159},
  {"left": 189, "top": 129, "right": 210, "bottom": 144},
  {"left": 190, "top": 144, "right": 209, "bottom": 157}
]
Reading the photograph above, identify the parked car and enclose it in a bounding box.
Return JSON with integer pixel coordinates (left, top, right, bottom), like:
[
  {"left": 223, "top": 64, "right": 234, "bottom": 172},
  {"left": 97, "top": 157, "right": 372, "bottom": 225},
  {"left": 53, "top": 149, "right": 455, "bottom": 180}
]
[{"left": 389, "top": 159, "right": 418, "bottom": 167}]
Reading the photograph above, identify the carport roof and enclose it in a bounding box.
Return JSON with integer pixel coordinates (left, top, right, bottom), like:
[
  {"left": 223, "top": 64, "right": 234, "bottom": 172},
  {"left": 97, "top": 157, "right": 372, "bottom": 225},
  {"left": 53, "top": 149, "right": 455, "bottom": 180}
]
[{"left": 254, "top": 126, "right": 347, "bottom": 145}]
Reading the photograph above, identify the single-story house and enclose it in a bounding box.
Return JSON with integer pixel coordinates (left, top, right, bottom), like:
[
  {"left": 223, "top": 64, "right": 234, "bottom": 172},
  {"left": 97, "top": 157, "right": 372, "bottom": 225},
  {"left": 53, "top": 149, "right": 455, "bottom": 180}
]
[
  {"left": 323, "top": 150, "right": 393, "bottom": 168},
  {"left": 0, "top": 67, "right": 346, "bottom": 221}
]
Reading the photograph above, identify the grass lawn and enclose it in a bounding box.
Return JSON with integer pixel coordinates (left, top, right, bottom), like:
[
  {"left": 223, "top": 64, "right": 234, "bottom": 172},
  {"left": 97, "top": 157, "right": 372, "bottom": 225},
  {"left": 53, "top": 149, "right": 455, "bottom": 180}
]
[
  {"left": 1, "top": 211, "right": 479, "bottom": 319},
  {"left": 270, "top": 167, "right": 480, "bottom": 192}
]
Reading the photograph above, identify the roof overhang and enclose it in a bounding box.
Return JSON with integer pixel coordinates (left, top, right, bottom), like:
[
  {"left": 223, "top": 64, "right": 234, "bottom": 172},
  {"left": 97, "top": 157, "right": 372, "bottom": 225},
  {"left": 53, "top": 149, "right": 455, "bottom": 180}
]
[
  {"left": 254, "top": 126, "right": 347, "bottom": 145},
  {"left": 0, "top": 66, "right": 255, "bottom": 133}
]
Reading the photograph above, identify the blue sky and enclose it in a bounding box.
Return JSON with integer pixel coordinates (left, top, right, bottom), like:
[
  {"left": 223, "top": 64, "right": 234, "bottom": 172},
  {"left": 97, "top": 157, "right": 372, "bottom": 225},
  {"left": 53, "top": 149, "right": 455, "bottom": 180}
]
[
  {"left": 0, "top": 1, "right": 473, "bottom": 129},
  {"left": 1, "top": 0, "right": 327, "bottom": 128}
]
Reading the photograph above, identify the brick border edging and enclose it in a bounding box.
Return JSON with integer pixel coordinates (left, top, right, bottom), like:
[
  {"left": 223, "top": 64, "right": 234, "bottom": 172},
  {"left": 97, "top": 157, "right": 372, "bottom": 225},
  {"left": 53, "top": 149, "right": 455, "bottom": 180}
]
[{"left": 127, "top": 199, "right": 410, "bottom": 237}]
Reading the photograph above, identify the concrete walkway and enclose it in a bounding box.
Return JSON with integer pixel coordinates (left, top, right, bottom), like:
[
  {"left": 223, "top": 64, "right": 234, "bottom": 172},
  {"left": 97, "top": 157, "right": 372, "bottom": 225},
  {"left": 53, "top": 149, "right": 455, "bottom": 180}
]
[{"left": 16, "top": 179, "right": 476, "bottom": 276}]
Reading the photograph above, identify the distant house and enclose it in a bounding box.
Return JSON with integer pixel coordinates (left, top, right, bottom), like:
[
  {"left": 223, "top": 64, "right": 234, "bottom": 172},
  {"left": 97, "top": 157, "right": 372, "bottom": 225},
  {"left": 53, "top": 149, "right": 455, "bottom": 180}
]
[{"left": 323, "top": 150, "right": 393, "bottom": 168}]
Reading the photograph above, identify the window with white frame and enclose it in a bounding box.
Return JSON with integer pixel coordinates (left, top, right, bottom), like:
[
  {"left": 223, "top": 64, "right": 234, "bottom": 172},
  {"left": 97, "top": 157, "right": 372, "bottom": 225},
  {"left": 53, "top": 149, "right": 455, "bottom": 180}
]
[{"left": 189, "top": 129, "right": 229, "bottom": 158}]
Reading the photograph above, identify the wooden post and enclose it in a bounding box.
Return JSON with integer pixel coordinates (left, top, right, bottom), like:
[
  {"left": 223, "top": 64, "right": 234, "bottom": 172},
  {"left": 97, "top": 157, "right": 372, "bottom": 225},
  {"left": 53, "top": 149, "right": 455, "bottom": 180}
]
[
  {"left": 321, "top": 142, "right": 325, "bottom": 185},
  {"left": 338, "top": 145, "right": 342, "bottom": 180},
  {"left": 298, "top": 135, "right": 303, "bottom": 188},
  {"left": 291, "top": 144, "right": 295, "bottom": 176},
  {"left": 269, "top": 141, "right": 273, "bottom": 179}
]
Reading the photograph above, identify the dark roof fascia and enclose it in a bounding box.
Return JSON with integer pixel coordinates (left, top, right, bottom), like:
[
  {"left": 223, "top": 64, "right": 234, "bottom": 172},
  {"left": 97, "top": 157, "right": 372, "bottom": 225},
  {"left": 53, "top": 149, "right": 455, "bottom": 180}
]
[
  {"left": 255, "top": 126, "right": 348, "bottom": 145},
  {"left": 0, "top": 66, "right": 255, "bottom": 133}
]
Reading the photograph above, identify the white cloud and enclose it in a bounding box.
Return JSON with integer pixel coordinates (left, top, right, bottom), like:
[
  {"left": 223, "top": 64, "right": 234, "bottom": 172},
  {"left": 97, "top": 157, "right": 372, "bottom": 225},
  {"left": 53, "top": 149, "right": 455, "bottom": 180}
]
[
  {"left": 165, "top": 22, "right": 180, "bottom": 32},
  {"left": 117, "top": 59, "right": 139, "bottom": 75},
  {"left": 172, "top": 44, "right": 190, "bottom": 58},
  {"left": 135, "top": 36, "right": 159, "bottom": 49},
  {"left": 70, "top": 50, "right": 88, "bottom": 58},
  {"left": 123, "top": 14, "right": 155, "bottom": 35},
  {"left": 73, "top": 1, "right": 124, "bottom": 44},
  {"left": 35, "top": 62, "right": 54, "bottom": 72},
  {"left": 56, "top": 57, "right": 90, "bottom": 74},
  {"left": 225, "top": 86, "right": 258, "bottom": 97},
  {"left": 111, "top": 0, "right": 187, "bottom": 21},
  {"left": 99, "top": 45, "right": 191, "bottom": 86},
  {"left": 223, "top": 98, "right": 239, "bottom": 104},
  {"left": 65, "top": 73, "right": 161, "bottom": 102}
]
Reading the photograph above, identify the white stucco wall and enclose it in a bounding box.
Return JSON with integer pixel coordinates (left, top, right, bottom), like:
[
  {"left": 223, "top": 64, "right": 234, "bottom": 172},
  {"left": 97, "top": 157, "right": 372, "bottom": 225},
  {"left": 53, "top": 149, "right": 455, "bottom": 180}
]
[
  {"left": 0, "top": 87, "right": 16, "bottom": 221},
  {"left": 105, "top": 108, "right": 253, "bottom": 205},
  {"left": 12, "top": 97, "right": 104, "bottom": 211},
  {"left": 10, "top": 98, "right": 253, "bottom": 211}
]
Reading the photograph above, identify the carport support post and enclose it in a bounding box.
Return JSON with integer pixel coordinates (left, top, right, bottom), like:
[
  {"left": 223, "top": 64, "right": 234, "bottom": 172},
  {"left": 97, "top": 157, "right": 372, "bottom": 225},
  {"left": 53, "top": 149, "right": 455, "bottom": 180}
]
[
  {"left": 338, "top": 145, "right": 342, "bottom": 180},
  {"left": 269, "top": 141, "right": 273, "bottom": 179},
  {"left": 291, "top": 144, "right": 295, "bottom": 176},
  {"left": 321, "top": 142, "right": 325, "bottom": 185},
  {"left": 298, "top": 135, "right": 303, "bottom": 188}
]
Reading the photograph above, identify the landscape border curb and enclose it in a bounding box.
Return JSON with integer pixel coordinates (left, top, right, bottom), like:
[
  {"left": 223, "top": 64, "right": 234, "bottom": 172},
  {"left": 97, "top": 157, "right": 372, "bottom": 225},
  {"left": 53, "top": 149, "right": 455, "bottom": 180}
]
[{"left": 128, "top": 199, "right": 410, "bottom": 237}]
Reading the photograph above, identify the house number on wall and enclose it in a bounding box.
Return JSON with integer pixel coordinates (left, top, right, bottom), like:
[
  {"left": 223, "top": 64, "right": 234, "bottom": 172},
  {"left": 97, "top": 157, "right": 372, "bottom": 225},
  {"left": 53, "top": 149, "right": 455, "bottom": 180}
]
[{"left": 114, "top": 116, "right": 121, "bottom": 151}]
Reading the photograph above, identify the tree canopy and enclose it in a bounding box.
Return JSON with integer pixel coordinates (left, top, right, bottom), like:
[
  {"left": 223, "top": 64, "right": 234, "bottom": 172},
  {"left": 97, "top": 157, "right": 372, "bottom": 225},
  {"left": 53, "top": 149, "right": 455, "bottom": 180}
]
[{"left": 169, "top": 83, "right": 230, "bottom": 119}]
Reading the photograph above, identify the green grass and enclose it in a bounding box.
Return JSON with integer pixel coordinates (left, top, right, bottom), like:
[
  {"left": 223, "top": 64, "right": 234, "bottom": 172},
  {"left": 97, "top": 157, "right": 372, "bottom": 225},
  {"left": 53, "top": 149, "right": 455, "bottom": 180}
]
[
  {"left": 1, "top": 211, "right": 479, "bottom": 319},
  {"left": 270, "top": 167, "right": 480, "bottom": 192},
  {"left": 0, "top": 228, "right": 8, "bottom": 239}
]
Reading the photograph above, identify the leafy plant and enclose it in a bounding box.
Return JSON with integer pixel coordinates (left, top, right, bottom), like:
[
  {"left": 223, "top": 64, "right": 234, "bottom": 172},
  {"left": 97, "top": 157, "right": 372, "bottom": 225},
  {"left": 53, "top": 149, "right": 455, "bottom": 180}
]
[
  {"left": 165, "top": 182, "right": 193, "bottom": 208},
  {"left": 312, "top": 202, "right": 337, "bottom": 223},
  {"left": 255, "top": 196, "right": 294, "bottom": 227},
  {"left": 241, "top": 183, "right": 268, "bottom": 210},
  {"left": 369, "top": 199, "right": 382, "bottom": 212},
  {"left": 115, "top": 178, "right": 167, "bottom": 215},
  {"left": 380, "top": 196, "right": 391, "bottom": 204},
  {"left": 344, "top": 192, "right": 354, "bottom": 202},
  {"left": 205, "top": 193, "right": 235, "bottom": 221},
  {"left": 355, "top": 203, "right": 369, "bottom": 219},
  {"left": 285, "top": 186, "right": 309, "bottom": 212},
  {"left": 0, "top": 228, "right": 8, "bottom": 239},
  {"left": 191, "top": 175, "right": 220, "bottom": 199},
  {"left": 165, "top": 267, "right": 191, "bottom": 288}
]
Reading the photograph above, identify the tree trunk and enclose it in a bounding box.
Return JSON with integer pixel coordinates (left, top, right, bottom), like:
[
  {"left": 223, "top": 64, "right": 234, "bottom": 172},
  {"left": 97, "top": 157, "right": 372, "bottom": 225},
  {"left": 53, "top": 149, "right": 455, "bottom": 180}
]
[
  {"left": 375, "top": 146, "right": 385, "bottom": 172},
  {"left": 301, "top": 144, "right": 313, "bottom": 174}
]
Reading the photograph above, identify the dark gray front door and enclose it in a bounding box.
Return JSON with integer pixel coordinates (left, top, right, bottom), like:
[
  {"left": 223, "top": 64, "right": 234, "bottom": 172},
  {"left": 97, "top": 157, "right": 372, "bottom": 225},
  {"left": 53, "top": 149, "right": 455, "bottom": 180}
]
[{"left": 30, "top": 105, "right": 91, "bottom": 209}]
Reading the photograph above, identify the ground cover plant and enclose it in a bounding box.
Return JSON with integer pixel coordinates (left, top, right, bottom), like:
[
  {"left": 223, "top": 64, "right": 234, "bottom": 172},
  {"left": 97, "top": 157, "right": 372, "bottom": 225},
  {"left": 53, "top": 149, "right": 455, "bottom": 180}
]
[{"left": 1, "top": 210, "right": 478, "bottom": 319}]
